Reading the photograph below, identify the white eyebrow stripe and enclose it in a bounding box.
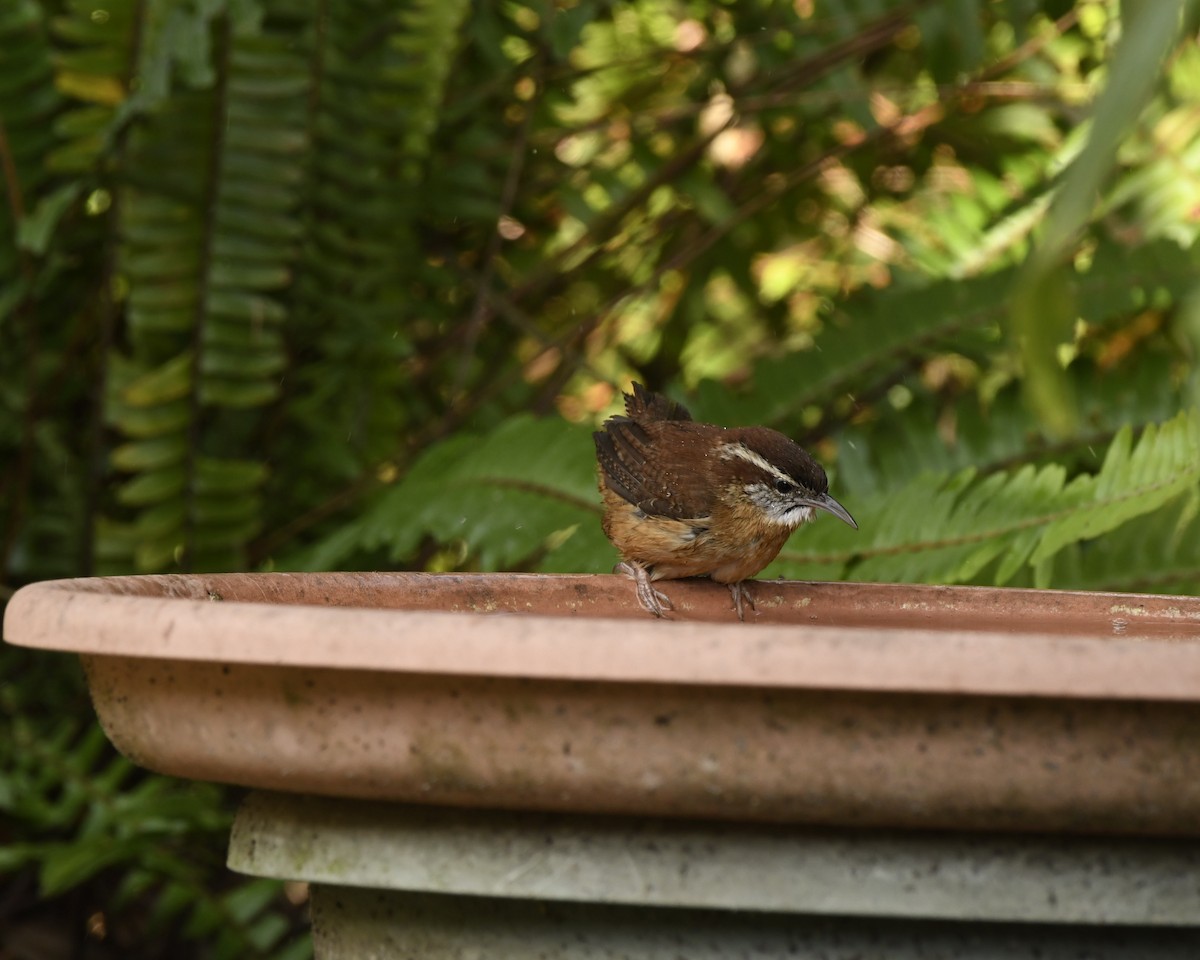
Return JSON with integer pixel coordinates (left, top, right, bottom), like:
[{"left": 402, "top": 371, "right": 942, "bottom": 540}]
[{"left": 718, "top": 442, "right": 792, "bottom": 484}]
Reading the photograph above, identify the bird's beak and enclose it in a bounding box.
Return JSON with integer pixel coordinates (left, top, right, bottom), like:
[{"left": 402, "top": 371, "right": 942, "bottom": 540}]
[{"left": 808, "top": 492, "right": 857, "bottom": 530}]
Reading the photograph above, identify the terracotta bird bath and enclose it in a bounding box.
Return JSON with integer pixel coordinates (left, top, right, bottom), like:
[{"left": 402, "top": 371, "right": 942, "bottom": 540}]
[{"left": 6, "top": 572, "right": 1200, "bottom": 958}]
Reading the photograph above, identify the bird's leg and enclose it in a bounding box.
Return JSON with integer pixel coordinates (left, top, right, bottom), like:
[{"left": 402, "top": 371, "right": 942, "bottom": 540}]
[
  {"left": 727, "top": 581, "right": 756, "bottom": 621},
  {"left": 615, "top": 560, "right": 674, "bottom": 618}
]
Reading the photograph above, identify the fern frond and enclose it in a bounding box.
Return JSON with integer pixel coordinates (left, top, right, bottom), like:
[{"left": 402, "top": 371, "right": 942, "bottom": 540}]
[
  {"left": 1, "top": 645, "right": 306, "bottom": 958},
  {"left": 45, "top": 0, "right": 138, "bottom": 173},
  {"left": 1052, "top": 492, "right": 1200, "bottom": 595},
  {"left": 690, "top": 239, "right": 1199, "bottom": 433},
  {"left": 0, "top": 2, "right": 60, "bottom": 186},
  {"left": 103, "top": 9, "right": 306, "bottom": 573},
  {"left": 293, "top": 407, "right": 1200, "bottom": 590},
  {"left": 290, "top": 414, "right": 608, "bottom": 573},
  {"left": 838, "top": 348, "right": 1187, "bottom": 499},
  {"left": 1031, "top": 411, "right": 1200, "bottom": 567},
  {"left": 772, "top": 409, "right": 1200, "bottom": 587},
  {"left": 268, "top": 0, "right": 472, "bottom": 529},
  {"left": 0, "top": 2, "right": 103, "bottom": 583},
  {"left": 0, "top": 0, "right": 60, "bottom": 283}
]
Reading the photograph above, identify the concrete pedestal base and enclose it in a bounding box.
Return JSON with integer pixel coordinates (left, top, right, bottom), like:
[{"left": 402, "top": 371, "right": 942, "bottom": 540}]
[
  {"left": 305, "top": 888, "right": 1200, "bottom": 959},
  {"left": 228, "top": 793, "right": 1200, "bottom": 959}
]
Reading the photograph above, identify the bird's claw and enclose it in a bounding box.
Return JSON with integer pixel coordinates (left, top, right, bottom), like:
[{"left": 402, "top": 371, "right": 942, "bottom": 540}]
[
  {"left": 616, "top": 561, "right": 674, "bottom": 618},
  {"left": 728, "top": 581, "right": 756, "bottom": 621}
]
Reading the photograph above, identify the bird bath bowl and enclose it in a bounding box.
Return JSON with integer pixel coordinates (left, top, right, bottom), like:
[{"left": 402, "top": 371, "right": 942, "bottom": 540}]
[{"left": 7, "top": 571, "right": 1200, "bottom": 957}]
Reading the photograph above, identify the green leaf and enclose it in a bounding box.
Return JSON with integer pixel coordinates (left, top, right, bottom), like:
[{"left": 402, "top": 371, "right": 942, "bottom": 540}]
[
  {"left": 135, "top": 536, "right": 182, "bottom": 572},
  {"left": 134, "top": 501, "right": 186, "bottom": 540},
  {"left": 837, "top": 348, "right": 1186, "bottom": 500},
  {"left": 129, "top": 283, "right": 200, "bottom": 310},
  {"left": 127, "top": 305, "right": 196, "bottom": 334},
  {"left": 195, "top": 457, "right": 268, "bottom": 493},
  {"left": 772, "top": 410, "right": 1200, "bottom": 588},
  {"left": 223, "top": 877, "right": 282, "bottom": 924},
  {"left": 1010, "top": 0, "right": 1189, "bottom": 438},
  {"left": 295, "top": 416, "right": 602, "bottom": 572},
  {"left": 208, "top": 261, "right": 290, "bottom": 290},
  {"left": 111, "top": 434, "right": 188, "bottom": 471},
  {"left": 1182, "top": 282, "right": 1200, "bottom": 411},
  {"left": 40, "top": 838, "right": 143, "bottom": 896},
  {"left": 116, "top": 466, "right": 186, "bottom": 505},
  {"left": 200, "top": 348, "right": 285, "bottom": 379},
  {"left": 17, "top": 182, "right": 82, "bottom": 255},
  {"left": 206, "top": 290, "right": 287, "bottom": 323},
  {"left": 1010, "top": 250, "right": 1079, "bottom": 438},
  {"left": 691, "top": 240, "right": 1199, "bottom": 433},
  {"left": 1031, "top": 411, "right": 1200, "bottom": 566},
  {"left": 108, "top": 399, "right": 191, "bottom": 438},
  {"left": 122, "top": 249, "right": 202, "bottom": 282},
  {"left": 1053, "top": 492, "right": 1200, "bottom": 595},
  {"left": 224, "top": 121, "right": 306, "bottom": 155},
  {"left": 0, "top": 842, "right": 39, "bottom": 873},
  {"left": 199, "top": 378, "right": 281, "bottom": 407},
  {"left": 121, "top": 353, "right": 194, "bottom": 407}
]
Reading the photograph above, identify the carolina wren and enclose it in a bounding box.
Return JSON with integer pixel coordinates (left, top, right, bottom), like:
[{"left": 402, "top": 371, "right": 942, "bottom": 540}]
[{"left": 594, "top": 383, "right": 857, "bottom": 619}]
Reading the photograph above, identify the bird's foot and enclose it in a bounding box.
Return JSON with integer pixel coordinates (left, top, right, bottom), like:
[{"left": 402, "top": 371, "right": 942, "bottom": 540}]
[
  {"left": 615, "top": 561, "right": 674, "bottom": 618},
  {"left": 728, "top": 581, "right": 756, "bottom": 621}
]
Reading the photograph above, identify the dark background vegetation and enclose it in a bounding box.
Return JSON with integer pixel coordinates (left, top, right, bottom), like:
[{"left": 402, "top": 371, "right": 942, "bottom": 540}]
[{"left": 3, "top": 0, "right": 1200, "bottom": 956}]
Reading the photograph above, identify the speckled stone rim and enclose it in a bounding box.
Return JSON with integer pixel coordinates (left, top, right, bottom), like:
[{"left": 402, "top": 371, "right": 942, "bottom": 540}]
[{"left": 5, "top": 572, "right": 1200, "bottom": 700}]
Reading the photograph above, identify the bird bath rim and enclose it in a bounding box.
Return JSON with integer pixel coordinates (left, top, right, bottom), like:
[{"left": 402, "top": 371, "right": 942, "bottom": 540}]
[{"left": 5, "top": 571, "right": 1200, "bottom": 700}]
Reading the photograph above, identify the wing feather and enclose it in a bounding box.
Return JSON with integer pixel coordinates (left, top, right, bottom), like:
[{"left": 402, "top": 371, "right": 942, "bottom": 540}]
[
  {"left": 624, "top": 382, "right": 693, "bottom": 422},
  {"left": 595, "top": 419, "right": 714, "bottom": 520},
  {"left": 594, "top": 383, "right": 716, "bottom": 519}
]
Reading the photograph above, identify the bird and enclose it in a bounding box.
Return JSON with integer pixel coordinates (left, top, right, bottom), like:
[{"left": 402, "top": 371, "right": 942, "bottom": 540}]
[{"left": 593, "top": 382, "right": 857, "bottom": 619}]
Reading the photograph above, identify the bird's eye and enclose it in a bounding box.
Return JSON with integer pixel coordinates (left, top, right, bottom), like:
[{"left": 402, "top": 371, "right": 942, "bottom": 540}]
[{"left": 774, "top": 479, "right": 794, "bottom": 494}]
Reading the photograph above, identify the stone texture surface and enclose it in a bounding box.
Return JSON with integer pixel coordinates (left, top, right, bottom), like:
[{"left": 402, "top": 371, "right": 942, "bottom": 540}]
[
  {"left": 7, "top": 572, "right": 1200, "bottom": 831},
  {"left": 230, "top": 793, "right": 1200, "bottom": 925},
  {"left": 239, "top": 794, "right": 1200, "bottom": 958},
  {"left": 309, "top": 887, "right": 1200, "bottom": 960}
]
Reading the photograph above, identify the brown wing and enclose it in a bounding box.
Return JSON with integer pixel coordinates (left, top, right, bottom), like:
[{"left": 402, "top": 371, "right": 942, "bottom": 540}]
[
  {"left": 623, "top": 382, "right": 693, "bottom": 423},
  {"left": 594, "top": 418, "right": 714, "bottom": 520}
]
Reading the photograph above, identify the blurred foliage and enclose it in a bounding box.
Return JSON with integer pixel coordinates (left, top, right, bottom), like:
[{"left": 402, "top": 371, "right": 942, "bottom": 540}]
[
  {"left": 4, "top": 0, "right": 1200, "bottom": 955},
  {"left": 0, "top": 650, "right": 309, "bottom": 958}
]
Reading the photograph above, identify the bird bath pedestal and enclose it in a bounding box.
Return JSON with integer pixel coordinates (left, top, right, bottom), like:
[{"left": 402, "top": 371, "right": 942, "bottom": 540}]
[{"left": 7, "top": 572, "right": 1200, "bottom": 958}]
